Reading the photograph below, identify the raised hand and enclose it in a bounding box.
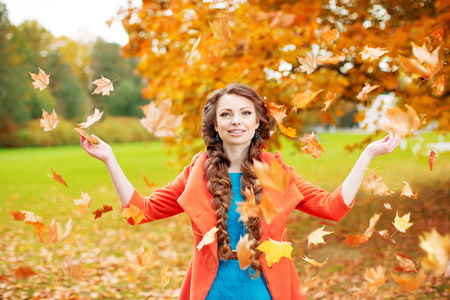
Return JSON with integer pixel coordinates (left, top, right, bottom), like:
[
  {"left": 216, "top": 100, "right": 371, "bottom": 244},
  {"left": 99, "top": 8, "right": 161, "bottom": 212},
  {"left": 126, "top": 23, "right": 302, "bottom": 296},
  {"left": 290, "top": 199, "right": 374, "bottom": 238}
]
[
  {"left": 79, "top": 134, "right": 113, "bottom": 163},
  {"left": 364, "top": 133, "right": 402, "bottom": 159}
]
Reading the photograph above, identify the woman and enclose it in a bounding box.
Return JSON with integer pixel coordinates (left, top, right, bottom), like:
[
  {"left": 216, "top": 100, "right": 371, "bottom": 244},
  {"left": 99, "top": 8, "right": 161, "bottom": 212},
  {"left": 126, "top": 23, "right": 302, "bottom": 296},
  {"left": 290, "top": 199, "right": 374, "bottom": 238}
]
[{"left": 80, "top": 83, "right": 401, "bottom": 299}]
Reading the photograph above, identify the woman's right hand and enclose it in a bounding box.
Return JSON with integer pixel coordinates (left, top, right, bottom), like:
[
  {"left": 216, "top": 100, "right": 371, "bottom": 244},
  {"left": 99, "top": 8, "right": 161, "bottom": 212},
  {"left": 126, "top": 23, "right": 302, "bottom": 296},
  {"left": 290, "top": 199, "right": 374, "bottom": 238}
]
[{"left": 79, "top": 134, "right": 114, "bottom": 163}]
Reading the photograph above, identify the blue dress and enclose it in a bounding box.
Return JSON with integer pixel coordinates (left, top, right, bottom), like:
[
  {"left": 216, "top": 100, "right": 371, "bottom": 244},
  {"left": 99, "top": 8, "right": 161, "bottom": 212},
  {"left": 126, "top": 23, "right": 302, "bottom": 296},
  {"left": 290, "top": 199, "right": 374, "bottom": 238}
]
[{"left": 206, "top": 173, "right": 272, "bottom": 300}]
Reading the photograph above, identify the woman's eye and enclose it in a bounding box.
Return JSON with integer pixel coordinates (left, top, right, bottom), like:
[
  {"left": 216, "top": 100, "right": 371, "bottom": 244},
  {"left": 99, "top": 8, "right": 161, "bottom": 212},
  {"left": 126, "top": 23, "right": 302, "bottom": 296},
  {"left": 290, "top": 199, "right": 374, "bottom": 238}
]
[
  {"left": 242, "top": 111, "right": 252, "bottom": 116},
  {"left": 220, "top": 113, "right": 230, "bottom": 117}
]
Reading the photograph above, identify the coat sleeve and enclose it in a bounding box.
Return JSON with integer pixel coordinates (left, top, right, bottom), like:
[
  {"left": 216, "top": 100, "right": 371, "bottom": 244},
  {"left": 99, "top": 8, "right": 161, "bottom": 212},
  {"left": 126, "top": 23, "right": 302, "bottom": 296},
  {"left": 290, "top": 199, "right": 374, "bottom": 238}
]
[
  {"left": 273, "top": 151, "right": 354, "bottom": 222},
  {"left": 121, "top": 152, "right": 203, "bottom": 225}
]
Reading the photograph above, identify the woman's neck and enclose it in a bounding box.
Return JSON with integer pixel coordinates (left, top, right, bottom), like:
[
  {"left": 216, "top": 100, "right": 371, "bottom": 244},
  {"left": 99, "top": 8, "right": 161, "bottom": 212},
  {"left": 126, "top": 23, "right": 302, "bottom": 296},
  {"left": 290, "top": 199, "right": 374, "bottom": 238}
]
[{"left": 224, "top": 143, "right": 249, "bottom": 173}]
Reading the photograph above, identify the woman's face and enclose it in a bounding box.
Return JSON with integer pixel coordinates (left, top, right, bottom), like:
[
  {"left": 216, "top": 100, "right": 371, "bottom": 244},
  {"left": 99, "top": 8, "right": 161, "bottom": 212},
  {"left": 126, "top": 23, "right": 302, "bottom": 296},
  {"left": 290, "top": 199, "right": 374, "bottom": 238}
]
[{"left": 215, "top": 94, "right": 259, "bottom": 150}]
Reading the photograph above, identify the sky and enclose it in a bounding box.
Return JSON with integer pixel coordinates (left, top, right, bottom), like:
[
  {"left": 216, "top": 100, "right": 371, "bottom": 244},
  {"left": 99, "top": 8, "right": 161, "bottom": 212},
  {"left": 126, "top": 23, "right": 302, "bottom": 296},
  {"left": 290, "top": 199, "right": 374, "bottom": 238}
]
[{"left": 2, "top": 0, "right": 142, "bottom": 46}]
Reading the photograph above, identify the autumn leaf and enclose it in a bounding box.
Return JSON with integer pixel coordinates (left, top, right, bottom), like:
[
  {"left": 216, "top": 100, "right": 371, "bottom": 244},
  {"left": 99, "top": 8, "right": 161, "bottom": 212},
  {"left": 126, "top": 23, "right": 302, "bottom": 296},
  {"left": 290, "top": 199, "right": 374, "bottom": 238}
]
[
  {"left": 391, "top": 269, "right": 426, "bottom": 292},
  {"left": 257, "top": 238, "right": 293, "bottom": 267},
  {"left": 394, "top": 252, "right": 417, "bottom": 273},
  {"left": 356, "top": 82, "right": 380, "bottom": 102},
  {"left": 237, "top": 187, "right": 260, "bottom": 223},
  {"left": 278, "top": 123, "right": 297, "bottom": 138},
  {"left": 197, "top": 226, "right": 218, "bottom": 251},
  {"left": 29, "top": 67, "right": 50, "bottom": 91},
  {"left": 259, "top": 193, "right": 276, "bottom": 224},
  {"left": 14, "top": 265, "right": 37, "bottom": 280},
  {"left": 302, "top": 255, "right": 328, "bottom": 268},
  {"left": 92, "top": 205, "right": 113, "bottom": 220},
  {"left": 91, "top": 75, "right": 115, "bottom": 96},
  {"left": 236, "top": 234, "right": 254, "bottom": 270},
  {"left": 140, "top": 99, "right": 184, "bottom": 138},
  {"left": 432, "top": 74, "right": 444, "bottom": 96},
  {"left": 378, "top": 105, "right": 421, "bottom": 137},
  {"left": 428, "top": 150, "right": 437, "bottom": 171},
  {"left": 126, "top": 243, "right": 152, "bottom": 268},
  {"left": 74, "top": 128, "right": 99, "bottom": 145},
  {"left": 321, "top": 26, "right": 339, "bottom": 44},
  {"left": 316, "top": 54, "right": 345, "bottom": 64},
  {"left": 77, "top": 108, "right": 104, "bottom": 128},
  {"left": 399, "top": 43, "right": 442, "bottom": 80},
  {"left": 297, "top": 53, "right": 317, "bottom": 74},
  {"left": 160, "top": 266, "right": 170, "bottom": 290},
  {"left": 209, "top": 18, "right": 230, "bottom": 49},
  {"left": 300, "top": 132, "right": 324, "bottom": 159},
  {"left": 342, "top": 234, "right": 369, "bottom": 248},
  {"left": 300, "top": 275, "right": 320, "bottom": 295},
  {"left": 187, "top": 35, "right": 201, "bottom": 65},
  {"left": 419, "top": 229, "right": 450, "bottom": 275},
  {"left": 384, "top": 203, "right": 392, "bottom": 210},
  {"left": 364, "top": 168, "right": 393, "bottom": 196},
  {"left": 359, "top": 46, "right": 388, "bottom": 62},
  {"left": 291, "top": 89, "right": 324, "bottom": 112},
  {"left": 363, "top": 213, "right": 382, "bottom": 238},
  {"left": 142, "top": 172, "right": 155, "bottom": 189},
  {"left": 73, "top": 191, "right": 92, "bottom": 215},
  {"left": 40, "top": 108, "right": 59, "bottom": 132},
  {"left": 264, "top": 101, "right": 286, "bottom": 126},
  {"left": 35, "top": 218, "right": 73, "bottom": 244},
  {"left": 61, "top": 255, "right": 90, "bottom": 281},
  {"left": 401, "top": 181, "right": 417, "bottom": 198},
  {"left": 364, "top": 265, "right": 386, "bottom": 293},
  {"left": 122, "top": 204, "right": 147, "bottom": 224},
  {"left": 321, "top": 91, "right": 336, "bottom": 112},
  {"left": 10, "top": 210, "right": 26, "bottom": 221},
  {"left": 14, "top": 211, "right": 47, "bottom": 234},
  {"left": 392, "top": 211, "right": 413, "bottom": 233},
  {"left": 307, "top": 226, "right": 334, "bottom": 246},
  {"left": 375, "top": 229, "right": 397, "bottom": 244},
  {"left": 48, "top": 166, "right": 69, "bottom": 189},
  {"left": 252, "top": 159, "right": 290, "bottom": 193},
  {"left": 430, "top": 28, "right": 444, "bottom": 44}
]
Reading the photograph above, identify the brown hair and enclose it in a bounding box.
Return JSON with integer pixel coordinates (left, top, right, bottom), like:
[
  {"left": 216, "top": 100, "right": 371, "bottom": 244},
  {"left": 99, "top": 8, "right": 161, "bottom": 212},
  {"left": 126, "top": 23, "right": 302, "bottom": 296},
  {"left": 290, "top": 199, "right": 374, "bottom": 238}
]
[{"left": 201, "top": 83, "right": 271, "bottom": 278}]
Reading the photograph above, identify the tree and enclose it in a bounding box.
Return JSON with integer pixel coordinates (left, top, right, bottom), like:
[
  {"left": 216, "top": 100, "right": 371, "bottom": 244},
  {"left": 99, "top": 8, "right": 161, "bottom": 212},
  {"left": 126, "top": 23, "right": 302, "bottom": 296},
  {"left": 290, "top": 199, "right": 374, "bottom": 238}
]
[{"left": 117, "top": 0, "right": 449, "bottom": 163}]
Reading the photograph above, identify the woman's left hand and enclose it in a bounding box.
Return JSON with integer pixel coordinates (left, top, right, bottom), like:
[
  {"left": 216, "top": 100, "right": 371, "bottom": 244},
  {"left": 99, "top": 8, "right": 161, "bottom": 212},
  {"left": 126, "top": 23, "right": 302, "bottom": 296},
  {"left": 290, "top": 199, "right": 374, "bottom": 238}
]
[{"left": 365, "top": 133, "right": 402, "bottom": 159}]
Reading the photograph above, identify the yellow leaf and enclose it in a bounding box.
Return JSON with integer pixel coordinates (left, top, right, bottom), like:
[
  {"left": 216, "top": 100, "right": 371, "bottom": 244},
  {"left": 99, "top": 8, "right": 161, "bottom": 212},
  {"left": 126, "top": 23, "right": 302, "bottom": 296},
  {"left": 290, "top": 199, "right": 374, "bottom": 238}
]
[
  {"left": 291, "top": 89, "right": 324, "bottom": 112},
  {"left": 378, "top": 105, "right": 421, "bottom": 137},
  {"left": 302, "top": 255, "right": 328, "bottom": 268},
  {"left": 126, "top": 243, "right": 152, "bottom": 268},
  {"left": 393, "top": 211, "right": 413, "bottom": 233},
  {"left": 257, "top": 238, "right": 293, "bottom": 267},
  {"left": 264, "top": 101, "right": 286, "bottom": 126},
  {"left": 320, "top": 26, "right": 339, "bottom": 44},
  {"left": 122, "top": 204, "right": 147, "bottom": 224},
  {"left": 391, "top": 269, "right": 426, "bottom": 292},
  {"left": 160, "top": 266, "right": 170, "bottom": 290},
  {"left": 278, "top": 123, "right": 297, "bottom": 138},
  {"left": 252, "top": 159, "right": 290, "bottom": 193},
  {"left": 307, "top": 226, "right": 334, "bottom": 246},
  {"left": 73, "top": 191, "right": 92, "bottom": 215},
  {"left": 419, "top": 229, "right": 450, "bottom": 275},
  {"left": 259, "top": 193, "right": 276, "bottom": 224},
  {"left": 236, "top": 234, "right": 254, "bottom": 270},
  {"left": 197, "top": 226, "right": 218, "bottom": 251},
  {"left": 299, "top": 132, "right": 324, "bottom": 159}
]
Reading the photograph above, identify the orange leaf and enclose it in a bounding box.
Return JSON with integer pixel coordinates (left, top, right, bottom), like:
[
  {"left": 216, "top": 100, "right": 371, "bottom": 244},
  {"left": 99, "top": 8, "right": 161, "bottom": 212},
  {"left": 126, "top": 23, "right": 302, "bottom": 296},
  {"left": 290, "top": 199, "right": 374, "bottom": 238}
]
[
  {"left": 264, "top": 101, "right": 286, "bottom": 126},
  {"left": 197, "top": 226, "right": 218, "bottom": 251},
  {"left": 291, "top": 89, "right": 324, "bottom": 112},
  {"left": 321, "top": 92, "right": 336, "bottom": 112},
  {"left": 77, "top": 108, "right": 104, "bottom": 128},
  {"left": 391, "top": 269, "right": 426, "bottom": 292},
  {"left": 302, "top": 255, "right": 328, "bottom": 268},
  {"left": 359, "top": 45, "right": 388, "bottom": 62},
  {"left": 432, "top": 74, "right": 444, "bottom": 96},
  {"left": 364, "top": 265, "right": 386, "bottom": 293},
  {"left": 375, "top": 229, "right": 396, "bottom": 244},
  {"left": 356, "top": 82, "right": 380, "bottom": 101},
  {"left": 430, "top": 28, "right": 444, "bottom": 44},
  {"left": 428, "top": 150, "right": 437, "bottom": 171},
  {"left": 122, "top": 204, "right": 147, "bottom": 224},
  {"left": 126, "top": 243, "right": 152, "bottom": 268},
  {"left": 91, "top": 75, "right": 115, "bottom": 96},
  {"left": 394, "top": 252, "right": 418, "bottom": 273},
  {"left": 142, "top": 172, "right": 155, "bottom": 189},
  {"left": 257, "top": 238, "right": 293, "bottom": 267},
  {"left": 36, "top": 218, "right": 73, "bottom": 243},
  {"left": 378, "top": 105, "right": 421, "bottom": 137},
  {"left": 316, "top": 54, "right": 345, "bottom": 64},
  {"left": 14, "top": 265, "right": 37, "bottom": 280},
  {"left": 61, "top": 255, "right": 90, "bottom": 281},
  {"left": 29, "top": 67, "right": 49, "bottom": 91},
  {"left": 299, "top": 132, "right": 324, "bottom": 159},
  {"left": 252, "top": 159, "right": 290, "bottom": 193},
  {"left": 278, "top": 123, "right": 297, "bottom": 138},
  {"left": 236, "top": 234, "right": 254, "bottom": 270},
  {"left": 140, "top": 99, "right": 184, "bottom": 138},
  {"left": 187, "top": 35, "right": 202, "bottom": 65},
  {"left": 237, "top": 187, "right": 260, "bottom": 223},
  {"left": 10, "top": 210, "right": 26, "bottom": 221},
  {"left": 398, "top": 43, "right": 442, "bottom": 80},
  {"left": 297, "top": 53, "right": 317, "bottom": 74},
  {"left": 401, "top": 181, "right": 418, "bottom": 198},
  {"left": 342, "top": 233, "right": 369, "bottom": 247},
  {"left": 73, "top": 191, "right": 92, "bottom": 215},
  {"left": 48, "top": 166, "right": 69, "bottom": 189},
  {"left": 40, "top": 108, "right": 59, "bottom": 132},
  {"left": 92, "top": 205, "right": 113, "bottom": 220},
  {"left": 74, "top": 128, "right": 99, "bottom": 145},
  {"left": 259, "top": 193, "right": 276, "bottom": 224},
  {"left": 364, "top": 213, "right": 382, "bottom": 238},
  {"left": 320, "top": 26, "right": 339, "bottom": 44},
  {"left": 209, "top": 18, "right": 230, "bottom": 49}
]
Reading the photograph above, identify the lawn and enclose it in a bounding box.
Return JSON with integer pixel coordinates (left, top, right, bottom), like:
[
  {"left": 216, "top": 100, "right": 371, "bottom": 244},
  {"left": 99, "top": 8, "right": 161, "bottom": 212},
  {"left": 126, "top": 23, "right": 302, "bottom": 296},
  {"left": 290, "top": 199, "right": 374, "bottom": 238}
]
[{"left": 1, "top": 132, "right": 449, "bottom": 299}]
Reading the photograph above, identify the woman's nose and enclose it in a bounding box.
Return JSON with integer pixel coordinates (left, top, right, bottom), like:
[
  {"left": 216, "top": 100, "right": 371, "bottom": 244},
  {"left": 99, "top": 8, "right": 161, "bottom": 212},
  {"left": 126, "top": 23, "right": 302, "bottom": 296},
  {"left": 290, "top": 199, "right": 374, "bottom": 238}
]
[{"left": 231, "top": 116, "right": 241, "bottom": 125}]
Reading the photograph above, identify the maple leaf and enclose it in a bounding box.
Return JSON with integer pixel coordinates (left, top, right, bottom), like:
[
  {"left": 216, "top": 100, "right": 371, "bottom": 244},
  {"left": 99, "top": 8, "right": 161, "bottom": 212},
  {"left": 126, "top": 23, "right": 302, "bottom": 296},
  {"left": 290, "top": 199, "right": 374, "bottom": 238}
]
[
  {"left": 77, "top": 108, "right": 104, "bottom": 128},
  {"left": 140, "top": 99, "right": 184, "bottom": 138},
  {"left": 74, "top": 128, "right": 99, "bottom": 145},
  {"left": 92, "top": 205, "right": 113, "bottom": 220},
  {"left": 401, "top": 181, "right": 417, "bottom": 198},
  {"left": 257, "top": 238, "right": 293, "bottom": 267},
  {"left": 160, "top": 266, "right": 171, "bottom": 290},
  {"left": 237, "top": 187, "right": 260, "bottom": 223},
  {"left": 392, "top": 211, "right": 413, "bottom": 233},
  {"left": 399, "top": 43, "right": 442, "bottom": 80},
  {"left": 15, "top": 210, "right": 47, "bottom": 234},
  {"left": 126, "top": 243, "right": 152, "bottom": 268},
  {"left": 375, "top": 229, "right": 396, "bottom": 244},
  {"left": 10, "top": 210, "right": 26, "bottom": 221},
  {"left": 364, "top": 168, "right": 393, "bottom": 196},
  {"left": 432, "top": 74, "right": 444, "bottom": 96},
  {"left": 291, "top": 89, "right": 324, "bottom": 112},
  {"left": 187, "top": 35, "right": 202, "bottom": 65},
  {"left": 259, "top": 193, "right": 276, "bottom": 224},
  {"left": 209, "top": 18, "right": 230, "bottom": 49},
  {"left": 48, "top": 166, "right": 69, "bottom": 189},
  {"left": 36, "top": 218, "right": 74, "bottom": 243},
  {"left": 320, "top": 26, "right": 339, "bottom": 44},
  {"left": 252, "top": 159, "right": 290, "bottom": 193},
  {"left": 363, "top": 213, "right": 382, "bottom": 238},
  {"left": 278, "top": 123, "right": 297, "bottom": 138},
  {"left": 394, "top": 252, "right": 418, "bottom": 273},
  {"left": 359, "top": 46, "right": 388, "bottom": 62},
  {"left": 300, "top": 275, "right": 320, "bottom": 295},
  {"left": 236, "top": 234, "right": 254, "bottom": 270},
  {"left": 142, "top": 172, "right": 155, "bottom": 189},
  {"left": 14, "top": 265, "right": 37, "bottom": 280},
  {"left": 430, "top": 28, "right": 444, "bottom": 44},
  {"left": 61, "top": 255, "right": 90, "bottom": 281},
  {"left": 73, "top": 191, "right": 92, "bottom": 215},
  {"left": 297, "top": 53, "right": 317, "bottom": 74},
  {"left": 321, "top": 91, "right": 336, "bottom": 112},
  {"left": 428, "top": 150, "right": 437, "bottom": 171},
  {"left": 197, "top": 226, "right": 218, "bottom": 251},
  {"left": 419, "top": 229, "right": 450, "bottom": 275},
  {"left": 378, "top": 105, "right": 421, "bottom": 137},
  {"left": 264, "top": 101, "right": 286, "bottom": 126},
  {"left": 40, "top": 108, "right": 59, "bottom": 132},
  {"left": 391, "top": 269, "right": 426, "bottom": 292},
  {"left": 307, "top": 226, "right": 334, "bottom": 246},
  {"left": 342, "top": 233, "right": 369, "bottom": 247},
  {"left": 356, "top": 82, "right": 380, "bottom": 101},
  {"left": 122, "top": 204, "right": 147, "bottom": 224},
  {"left": 300, "top": 132, "right": 324, "bottom": 159},
  {"left": 316, "top": 54, "right": 345, "bottom": 64},
  {"left": 302, "top": 255, "right": 328, "bottom": 268},
  {"left": 29, "top": 67, "right": 50, "bottom": 91},
  {"left": 91, "top": 75, "right": 115, "bottom": 96},
  {"left": 364, "top": 265, "right": 386, "bottom": 293}
]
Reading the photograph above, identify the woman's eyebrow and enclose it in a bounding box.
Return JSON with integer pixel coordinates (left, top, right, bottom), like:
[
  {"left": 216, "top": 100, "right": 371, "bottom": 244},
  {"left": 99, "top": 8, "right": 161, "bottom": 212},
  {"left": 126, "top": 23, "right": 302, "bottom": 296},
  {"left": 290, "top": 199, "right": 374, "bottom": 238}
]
[{"left": 219, "top": 106, "right": 252, "bottom": 112}]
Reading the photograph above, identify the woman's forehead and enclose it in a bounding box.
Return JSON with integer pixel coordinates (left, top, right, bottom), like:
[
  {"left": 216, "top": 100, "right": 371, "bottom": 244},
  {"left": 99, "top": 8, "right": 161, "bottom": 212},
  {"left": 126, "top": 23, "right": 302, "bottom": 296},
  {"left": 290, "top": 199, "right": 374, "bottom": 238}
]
[{"left": 217, "top": 94, "right": 255, "bottom": 110}]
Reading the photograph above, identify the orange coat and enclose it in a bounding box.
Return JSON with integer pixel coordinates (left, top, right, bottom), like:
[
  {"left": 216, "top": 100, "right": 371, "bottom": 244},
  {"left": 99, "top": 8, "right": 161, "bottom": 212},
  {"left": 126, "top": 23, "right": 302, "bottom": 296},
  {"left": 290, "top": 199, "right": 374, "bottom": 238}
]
[{"left": 123, "top": 151, "right": 353, "bottom": 299}]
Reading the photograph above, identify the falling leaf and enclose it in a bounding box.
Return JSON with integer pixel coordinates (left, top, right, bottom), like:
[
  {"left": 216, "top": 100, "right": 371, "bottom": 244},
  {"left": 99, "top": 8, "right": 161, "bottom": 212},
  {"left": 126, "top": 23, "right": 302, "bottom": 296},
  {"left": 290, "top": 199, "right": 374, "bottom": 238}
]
[
  {"left": 252, "top": 159, "right": 290, "bottom": 193},
  {"left": 61, "top": 255, "right": 90, "bottom": 281},
  {"left": 236, "top": 234, "right": 254, "bottom": 270},
  {"left": 364, "top": 265, "right": 386, "bottom": 293},
  {"left": 297, "top": 53, "right": 317, "bottom": 74},
  {"left": 34, "top": 218, "right": 73, "bottom": 243},
  {"left": 92, "top": 205, "right": 113, "bottom": 220},
  {"left": 393, "top": 211, "right": 413, "bottom": 233},
  {"left": 384, "top": 203, "right": 392, "bottom": 210},
  {"left": 302, "top": 256, "right": 328, "bottom": 268},
  {"left": 40, "top": 108, "right": 59, "bottom": 132},
  {"left": 399, "top": 43, "right": 442, "bottom": 80},
  {"left": 359, "top": 46, "right": 388, "bottom": 62},
  {"left": 342, "top": 233, "right": 369, "bottom": 247},
  {"left": 391, "top": 269, "right": 426, "bottom": 292},
  {"left": 316, "top": 54, "right": 345, "bottom": 64},
  {"left": 142, "top": 172, "right": 155, "bottom": 189},
  {"left": 140, "top": 99, "right": 184, "bottom": 138},
  {"left": 29, "top": 68, "right": 50, "bottom": 91},
  {"left": 73, "top": 191, "right": 92, "bottom": 215},
  {"left": 394, "top": 252, "right": 418, "bottom": 273},
  {"left": 419, "top": 229, "right": 450, "bottom": 275},
  {"left": 428, "top": 150, "right": 437, "bottom": 171},
  {"left": 237, "top": 187, "right": 260, "bottom": 223},
  {"left": 10, "top": 210, "right": 26, "bottom": 221},
  {"left": 126, "top": 244, "right": 152, "bottom": 268},
  {"left": 197, "top": 226, "right": 218, "bottom": 251},
  {"left": 321, "top": 26, "right": 339, "bottom": 44},
  {"left": 74, "top": 128, "right": 99, "bottom": 145},
  {"left": 187, "top": 35, "right": 201, "bottom": 65},
  {"left": 291, "top": 89, "right": 324, "bottom": 112},
  {"left": 364, "top": 213, "right": 381, "bottom": 238},
  {"left": 432, "top": 74, "right": 444, "bottom": 96},
  {"left": 401, "top": 181, "right": 417, "bottom": 198},
  {"left": 364, "top": 168, "right": 393, "bottom": 196},
  {"left": 14, "top": 265, "right": 37, "bottom": 280},
  {"left": 91, "top": 75, "right": 115, "bottom": 96},
  {"left": 376, "top": 229, "right": 396, "bottom": 244},
  {"left": 48, "top": 166, "right": 69, "bottom": 189},
  {"left": 378, "top": 105, "right": 421, "bottom": 137},
  {"left": 259, "top": 193, "right": 276, "bottom": 224},
  {"left": 77, "top": 108, "right": 104, "bottom": 128},
  {"left": 300, "top": 275, "right": 320, "bottom": 295},
  {"left": 430, "top": 28, "right": 444, "bottom": 44},
  {"left": 300, "top": 132, "right": 324, "bottom": 159},
  {"left": 265, "top": 101, "right": 286, "bottom": 126},
  {"left": 278, "top": 123, "right": 297, "bottom": 137},
  {"left": 161, "top": 266, "right": 171, "bottom": 290},
  {"left": 356, "top": 82, "right": 380, "bottom": 101},
  {"left": 209, "top": 18, "right": 230, "bottom": 49},
  {"left": 122, "top": 204, "right": 147, "bottom": 224},
  {"left": 307, "top": 226, "right": 334, "bottom": 246},
  {"left": 257, "top": 238, "right": 293, "bottom": 267},
  {"left": 321, "top": 92, "right": 336, "bottom": 112}
]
